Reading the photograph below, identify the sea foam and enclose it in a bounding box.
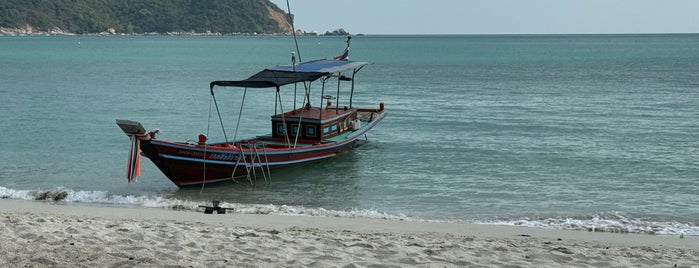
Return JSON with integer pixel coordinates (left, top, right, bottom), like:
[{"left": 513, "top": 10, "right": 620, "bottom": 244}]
[{"left": 2, "top": 186, "right": 696, "bottom": 236}]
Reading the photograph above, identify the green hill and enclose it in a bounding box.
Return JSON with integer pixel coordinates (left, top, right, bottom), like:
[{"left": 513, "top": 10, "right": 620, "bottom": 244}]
[{"left": 0, "top": 0, "right": 292, "bottom": 34}]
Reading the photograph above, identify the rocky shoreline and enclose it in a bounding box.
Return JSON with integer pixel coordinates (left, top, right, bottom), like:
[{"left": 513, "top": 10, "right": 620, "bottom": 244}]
[
  {"left": 0, "top": 26, "right": 351, "bottom": 37},
  {"left": 0, "top": 26, "right": 76, "bottom": 36}
]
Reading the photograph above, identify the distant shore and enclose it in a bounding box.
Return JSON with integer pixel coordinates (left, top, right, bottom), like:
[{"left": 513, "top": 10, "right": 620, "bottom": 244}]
[
  {"left": 0, "top": 26, "right": 353, "bottom": 37},
  {"left": 1, "top": 199, "right": 697, "bottom": 267},
  {"left": 2, "top": 27, "right": 694, "bottom": 37},
  {"left": 0, "top": 27, "right": 286, "bottom": 37}
]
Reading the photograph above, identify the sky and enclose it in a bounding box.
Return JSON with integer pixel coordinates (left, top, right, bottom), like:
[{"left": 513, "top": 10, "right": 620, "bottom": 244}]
[{"left": 269, "top": 0, "right": 699, "bottom": 35}]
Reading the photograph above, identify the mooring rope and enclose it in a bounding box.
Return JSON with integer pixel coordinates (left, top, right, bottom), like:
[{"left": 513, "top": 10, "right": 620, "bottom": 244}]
[{"left": 200, "top": 94, "right": 215, "bottom": 193}]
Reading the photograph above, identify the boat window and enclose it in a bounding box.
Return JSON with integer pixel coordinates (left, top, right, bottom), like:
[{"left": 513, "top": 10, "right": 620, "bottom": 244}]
[
  {"left": 277, "top": 123, "right": 286, "bottom": 135},
  {"left": 307, "top": 125, "right": 316, "bottom": 137},
  {"left": 292, "top": 124, "right": 299, "bottom": 135},
  {"left": 331, "top": 124, "right": 338, "bottom": 132},
  {"left": 323, "top": 127, "right": 330, "bottom": 134}
]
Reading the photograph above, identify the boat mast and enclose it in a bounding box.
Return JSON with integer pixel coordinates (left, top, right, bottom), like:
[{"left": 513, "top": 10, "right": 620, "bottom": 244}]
[
  {"left": 286, "top": 0, "right": 302, "bottom": 62},
  {"left": 286, "top": 0, "right": 311, "bottom": 115}
]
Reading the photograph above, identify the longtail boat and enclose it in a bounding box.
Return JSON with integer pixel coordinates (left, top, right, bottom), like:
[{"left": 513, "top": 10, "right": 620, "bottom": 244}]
[{"left": 117, "top": 37, "right": 386, "bottom": 187}]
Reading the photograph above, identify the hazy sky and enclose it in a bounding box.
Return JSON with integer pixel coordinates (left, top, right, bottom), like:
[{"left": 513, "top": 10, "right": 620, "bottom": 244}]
[{"left": 270, "top": 0, "right": 699, "bottom": 34}]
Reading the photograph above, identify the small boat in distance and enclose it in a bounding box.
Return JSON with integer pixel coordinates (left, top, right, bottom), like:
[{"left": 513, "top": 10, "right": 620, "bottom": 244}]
[{"left": 117, "top": 37, "right": 386, "bottom": 187}]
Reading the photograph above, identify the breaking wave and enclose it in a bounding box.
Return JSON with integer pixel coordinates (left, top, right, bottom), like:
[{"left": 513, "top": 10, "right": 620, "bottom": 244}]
[
  {"left": 476, "top": 212, "right": 699, "bottom": 236},
  {"left": 2, "top": 186, "right": 697, "bottom": 236},
  {"left": 0, "top": 186, "right": 413, "bottom": 221}
]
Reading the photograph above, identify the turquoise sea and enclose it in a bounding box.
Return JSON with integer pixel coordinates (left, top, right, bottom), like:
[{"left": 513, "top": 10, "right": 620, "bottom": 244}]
[{"left": 1, "top": 34, "right": 698, "bottom": 235}]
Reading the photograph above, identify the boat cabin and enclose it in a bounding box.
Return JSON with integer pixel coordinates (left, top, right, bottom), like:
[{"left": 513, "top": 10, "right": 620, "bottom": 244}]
[{"left": 271, "top": 105, "right": 359, "bottom": 141}]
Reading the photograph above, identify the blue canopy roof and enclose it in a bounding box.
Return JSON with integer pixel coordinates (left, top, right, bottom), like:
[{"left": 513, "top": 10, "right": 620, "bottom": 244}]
[
  {"left": 210, "top": 59, "right": 370, "bottom": 89},
  {"left": 270, "top": 59, "right": 370, "bottom": 73}
]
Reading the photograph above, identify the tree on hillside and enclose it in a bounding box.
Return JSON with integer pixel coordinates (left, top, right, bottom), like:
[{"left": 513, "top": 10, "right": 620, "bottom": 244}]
[{"left": 0, "top": 0, "right": 291, "bottom": 34}]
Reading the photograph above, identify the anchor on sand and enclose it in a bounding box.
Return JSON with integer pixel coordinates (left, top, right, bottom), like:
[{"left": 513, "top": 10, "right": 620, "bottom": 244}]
[{"left": 198, "top": 200, "right": 233, "bottom": 214}]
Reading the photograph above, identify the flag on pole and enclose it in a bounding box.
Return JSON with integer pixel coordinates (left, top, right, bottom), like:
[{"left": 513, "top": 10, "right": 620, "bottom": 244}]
[
  {"left": 333, "top": 47, "right": 349, "bottom": 61},
  {"left": 126, "top": 135, "right": 141, "bottom": 183},
  {"left": 333, "top": 35, "right": 351, "bottom": 61}
]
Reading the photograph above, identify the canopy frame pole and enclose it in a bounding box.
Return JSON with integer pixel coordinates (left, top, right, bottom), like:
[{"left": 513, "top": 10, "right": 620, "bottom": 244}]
[
  {"left": 276, "top": 86, "right": 292, "bottom": 147},
  {"left": 320, "top": 76, "right": 331, "bottom": 120},
  {"left": 210, "top": 88, "right": 229, "bottom": 143},
  {"left": 349, "top": 70, "right": 356, "bottom": 107},
  {"left": 336, "top": 74, "right": 341, "bottom": 114},
  {"left": 293, "top": 81, "right": 311, "bottom": 148},
  {"left": 292, "top": 52, "right": 297, "bottom": 112},
  {"left": 304, "top": 82, "right": 312, "bottom": 105},
  {"left": 233, "top": 87, "right": 247, "bottom": 141},
  {"left": 349, "top": 66, "right": 365, "bottom": 108}
]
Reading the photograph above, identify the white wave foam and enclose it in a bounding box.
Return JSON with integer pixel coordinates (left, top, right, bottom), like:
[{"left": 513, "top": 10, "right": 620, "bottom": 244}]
[
  {"left": 0, "top": 186, "right": 200, "bottom": 210},
  {"left": 3, "top": 186, "right": 697, "bottom": 236},
  {"left": 476, "top": 212, "right": 699, "bottom": 236},
  {"left": 0, "top": 186, "right": 35, "bottom": 200},
  {"left": 228, "top": 203, "right": 413, "bottom": 221},
  {"left": 0, "top": 186, "right": 413, "bottom": 221}
]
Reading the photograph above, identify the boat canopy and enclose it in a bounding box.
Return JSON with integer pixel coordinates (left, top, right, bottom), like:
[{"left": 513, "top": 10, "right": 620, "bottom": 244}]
[{"left": 210, "top": 59, "right": 370, "bottom": 89}]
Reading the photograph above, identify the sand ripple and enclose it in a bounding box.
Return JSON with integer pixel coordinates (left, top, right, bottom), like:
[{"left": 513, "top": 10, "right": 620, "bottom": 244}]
[{"left": 1, "top": 211, "right": 698, "bottom": 267}]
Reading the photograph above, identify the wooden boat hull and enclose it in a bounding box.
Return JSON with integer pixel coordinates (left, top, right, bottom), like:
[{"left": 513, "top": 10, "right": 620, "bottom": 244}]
[{"left": 136, "top": 111, "right": 386, "bottom": 187}]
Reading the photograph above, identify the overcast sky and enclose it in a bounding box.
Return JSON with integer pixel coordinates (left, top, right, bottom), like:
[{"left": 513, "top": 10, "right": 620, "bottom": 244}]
[{"left": 269, "top": 0, "right": 699, "bottom": 34}]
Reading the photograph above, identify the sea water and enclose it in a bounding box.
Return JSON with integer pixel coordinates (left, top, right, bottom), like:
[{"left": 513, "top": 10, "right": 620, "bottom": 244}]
[{"left": 1, "top": 34, "right": 698, "bottom": 235}]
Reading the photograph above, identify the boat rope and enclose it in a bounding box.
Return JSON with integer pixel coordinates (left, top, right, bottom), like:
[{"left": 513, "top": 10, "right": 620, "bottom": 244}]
[
  {"left": 200, "top": 143, "right": 209, "bottom": 192},
  {"left": 199, "top": 94, "right": 216, "bottom": 193}
]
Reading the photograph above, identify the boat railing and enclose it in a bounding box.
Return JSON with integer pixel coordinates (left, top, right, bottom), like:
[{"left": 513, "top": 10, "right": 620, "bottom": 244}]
[{"left": 356, "top": 102, "right": 385, "bottom": 113}]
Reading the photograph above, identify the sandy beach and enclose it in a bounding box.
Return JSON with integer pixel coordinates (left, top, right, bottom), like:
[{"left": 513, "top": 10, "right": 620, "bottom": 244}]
[{"left": 0, "top": 199, "right": 696, "bottom": 267}]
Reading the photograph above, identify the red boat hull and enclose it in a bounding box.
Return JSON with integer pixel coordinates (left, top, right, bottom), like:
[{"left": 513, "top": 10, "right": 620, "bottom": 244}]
[
  {"left": 137, "top": 111, "right": 386, "bottom": 187},
  {"left": 140, "top": 138, "right": 357, "bottom": 187}
]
